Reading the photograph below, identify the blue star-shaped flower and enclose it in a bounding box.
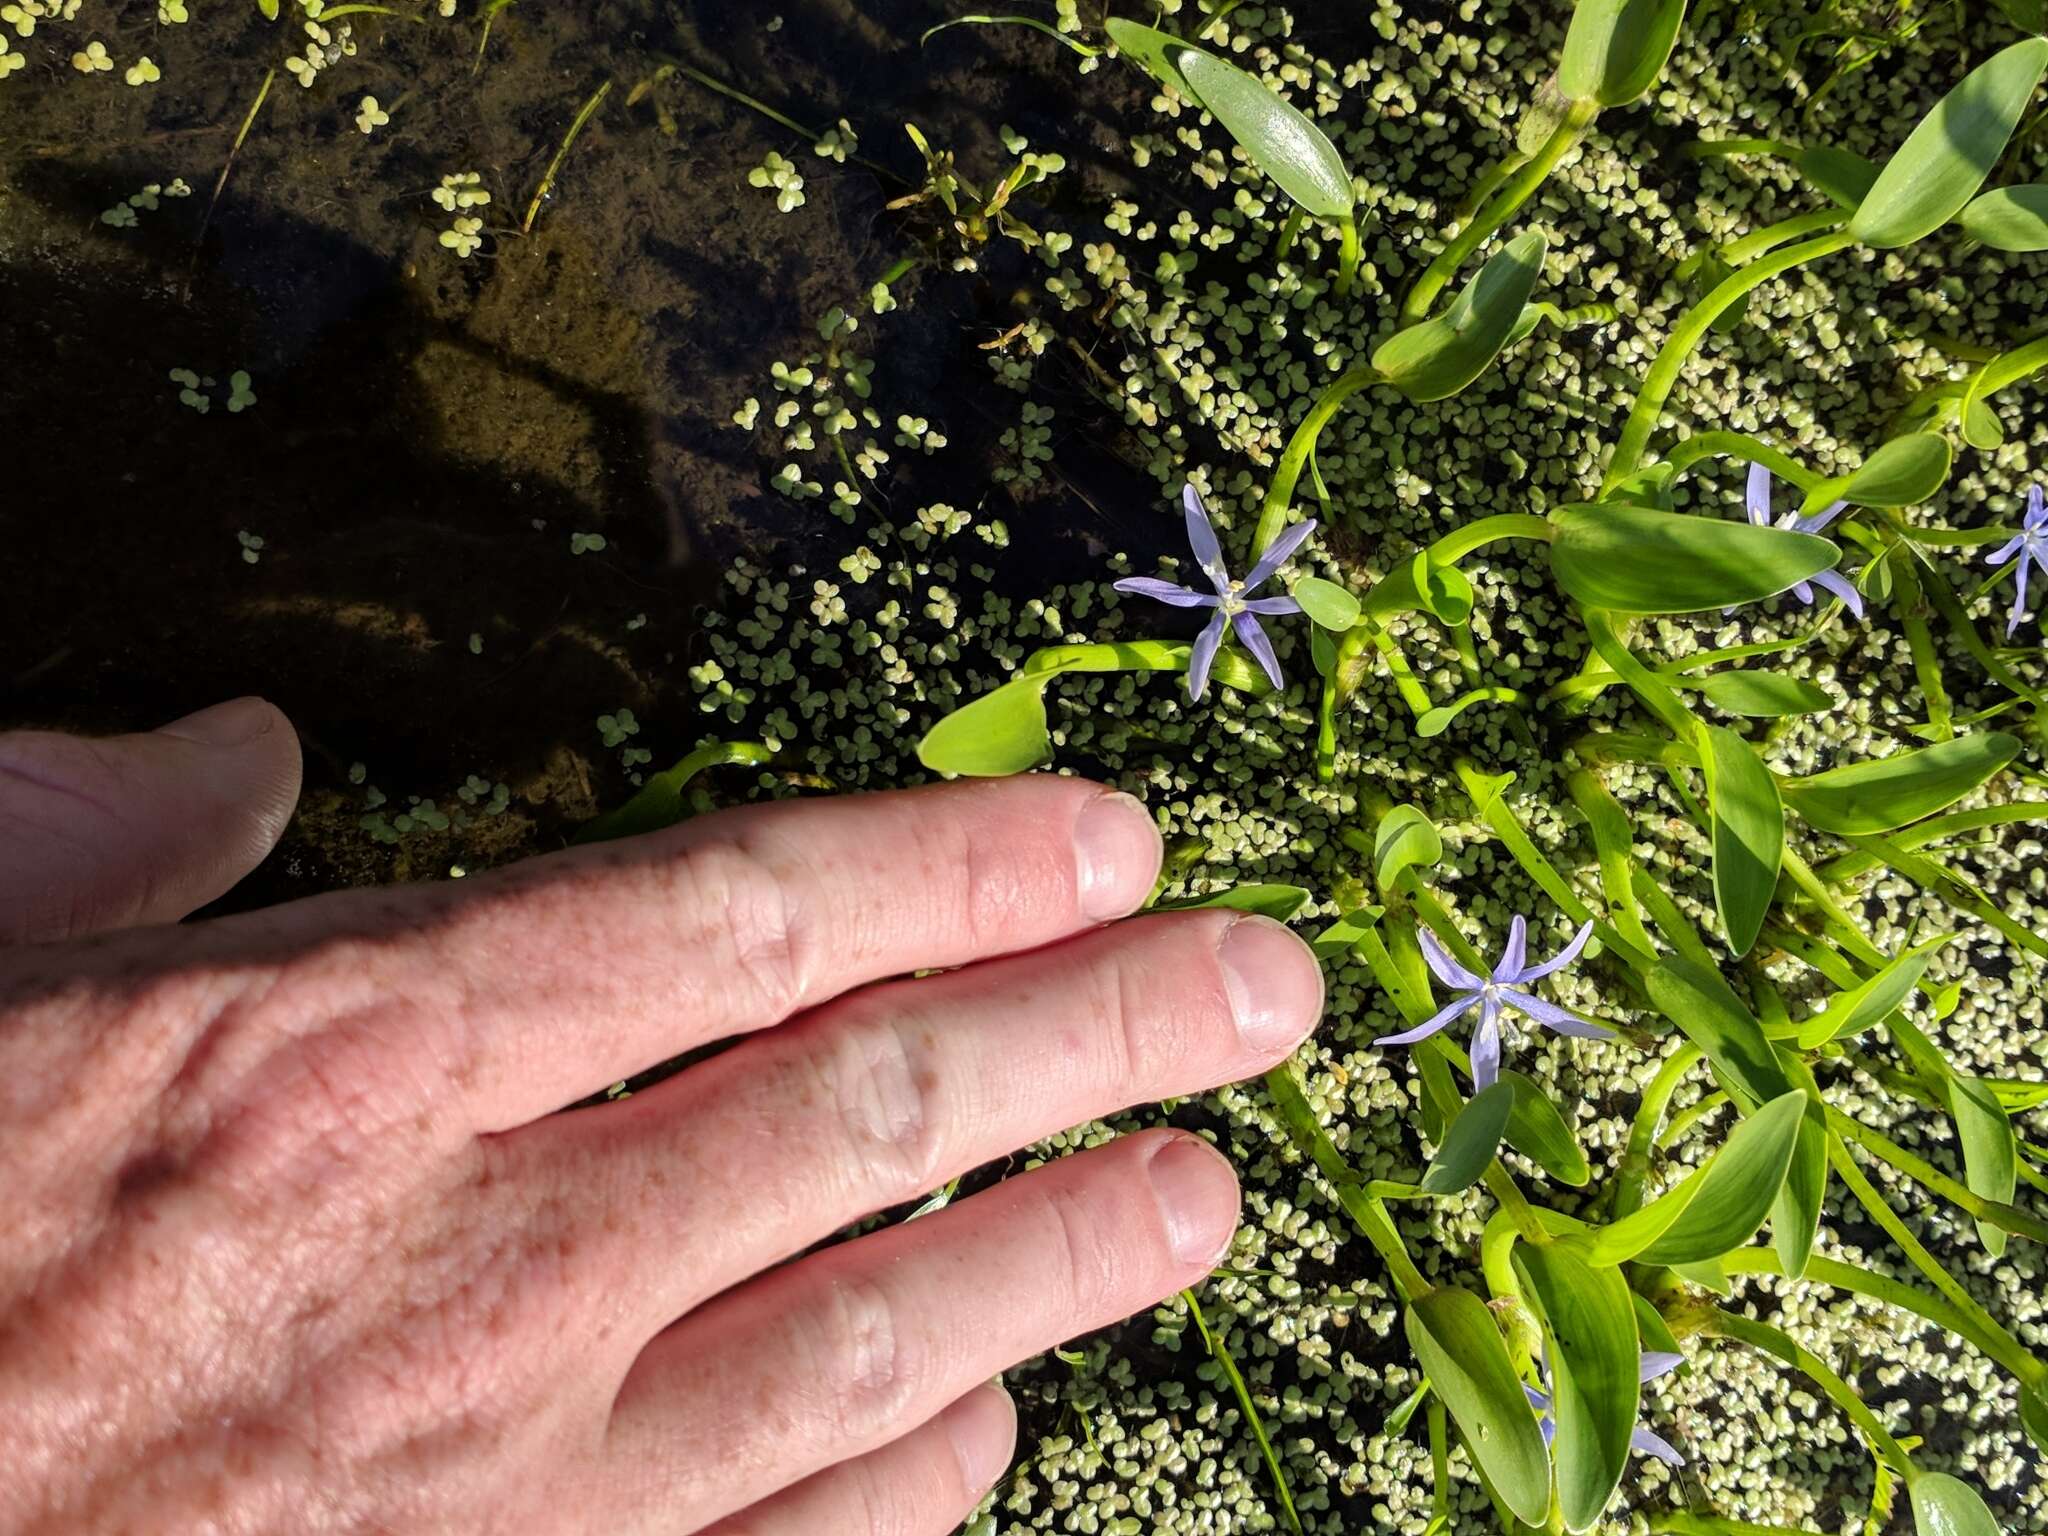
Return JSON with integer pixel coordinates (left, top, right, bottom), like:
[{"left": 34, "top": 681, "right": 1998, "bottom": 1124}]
[
  {"left": 1738, "top": 462, "right": 1863, "bottom": 619},
  {"left": 1984, "top": 483, "right": 2047, "bottom": 639},
  {"left": 1526, "top": 1350, "right": 1687, "bottom": 1466}
]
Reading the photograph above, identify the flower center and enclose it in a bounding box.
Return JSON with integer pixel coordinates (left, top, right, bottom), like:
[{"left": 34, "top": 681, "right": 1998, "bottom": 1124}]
[{"left": 1219, "top": 580, "right": 1248, "bottom": 616}]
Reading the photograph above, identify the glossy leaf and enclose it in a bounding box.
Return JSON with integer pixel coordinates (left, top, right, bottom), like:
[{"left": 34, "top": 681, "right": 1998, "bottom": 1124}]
[
  {"left": 1374, "top": 229, "right": 1548, "bottom": 402},
  {"left": 1573, "top": 1090, "right": 1806, "bottom": 1265},
  {"left": 1770, "top": 1047, "right": 1829, "bottom": 1279},
  {"left": 1909, "top": 1472, "right": 2002, "bottom": 1536},
  {"left": 1515, "top": 1244, "right": 1640, "bottom": 1532},
  {"left": 1418, "top": 688, "right": 1519, "bottom": 738},
  {"left": 1780, "top": 733, "right": 2021, "bottom": 834},
  {"left": 1807, "top": 432, "right": 1953, "bottom": 511},
  {"left": 1643, "top": 956, "right": 1793, "bottom": 1110},
  {"left": 1409, "top": 551, "right": 1477, "bottom": 623},
  {"left": 1293, "top": 575, "right": 1361, "bottom": 629},
  {"left": 1694, "top": 670, "right": 1835, "bottom": 717},
  {"left": 1850, "top": 38, "right": 2048, "bottom": 248},
  {"left": 1557, "top": 0, "right": 1687, "bottom": 106},
  {"left": 1793, "top": 936, "right": 1953, "bottom": 1048},
  {"left": 1702, "top": 725, "right": 1783, "bottom": 958},
  {"left": 1795, "top": 144, "right": 1881, "bottom": 207},
  {"left": 1160, "top": 883, "right": 1314, "bottom": 921},
  {"left": 1500, "top": 1069, "right": 1592, "bottom": 1186},
  {"left": 1374, "top": 806, "right": 1445, "bottom": 892},
  {"left": 1405, "top": 1287, "right": 1552, "bottom": 1525},
  {"left": 916, "top": 674, "right": 1052, "bottom": 776},
  {"left": 1952, "top": 1073, "right": 2019, "bottom": 1258},
  {"left": 573, "top": 740, "right": 775, "bottom": 844},
  {"left": 1417, "top": 1081, "right": 1516, "bottom": 1194},
  {"left": 2023, "top": 1387, "right": 2048, "bottom": 1455},
  {"left": 1103, "top": 16, "right": 1199, "bottom": 97},
  {"left": 1179, "top": 50, "right": 1355, "bottom": 219},
  {"left": 1962, "top": 182, "right": 2048, "bottom": 249},
  {"left": 1549, "top": 506, "right": 1839, "bottom": 613}
]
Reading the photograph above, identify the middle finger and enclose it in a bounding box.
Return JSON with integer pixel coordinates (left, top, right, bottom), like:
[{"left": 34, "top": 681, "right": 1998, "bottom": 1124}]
[{"left": 505, "top": 909, "right": 1322, "bottom": 1333}]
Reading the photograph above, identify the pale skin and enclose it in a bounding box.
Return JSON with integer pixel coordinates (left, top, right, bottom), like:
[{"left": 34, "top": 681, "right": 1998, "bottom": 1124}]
[{"left": 0, "top": 697, "right": 1324, "bottom": 1536}]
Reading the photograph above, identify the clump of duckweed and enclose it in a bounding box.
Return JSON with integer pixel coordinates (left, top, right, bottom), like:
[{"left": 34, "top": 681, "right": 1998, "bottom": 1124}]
[{"left": 747, "top": 150, "right": 805, "bottom": 212}]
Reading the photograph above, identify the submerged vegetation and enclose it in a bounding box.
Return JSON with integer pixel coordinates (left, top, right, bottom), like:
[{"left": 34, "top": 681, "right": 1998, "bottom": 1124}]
[{"left": 8, "top": 0, "right": 2048, "bottom": 1530}]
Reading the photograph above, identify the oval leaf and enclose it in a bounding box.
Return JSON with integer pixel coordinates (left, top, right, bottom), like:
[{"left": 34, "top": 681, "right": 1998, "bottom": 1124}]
[
  {"left": 1952, "top": 1073, "right": 2019, "bottom": 1258},
  {"left": 1417, "top": 688, "right": 1515, "bottom": 739},
  {"left": 1103, "top": 16, "right": 1198, "bottom": 97},
  {"left": 1159, "top": 883, "right": 1314, "bottom": 922},
  {"left": 1410, "top": 550, "right": 1477, "bottom": 623},
  {"left": 1850, "top": 38, "right": 2048, "bottom": 248},
  {"left": 1962, "top": 182, "right": 2048, "bottom": 250},
  {"left": 1812, "top": 432, "right": 1954, "bottom": 510},
  {"left": 1694, "top": 670, "right": 1835, "bottom": 717},
  {"left": 1501, "top": 1068, "right": 1592, "bottom": 1186},
  {"left": 1405, "top": 1287, "right": 1552, "bottom": 1525},
  {"left": 1557, "top": 0, "right": 1687, "bottom": 106},
  {"left": 1294, "top": 574, "right": 1361, "bottom": 629},
  {"left": 1179, "top": 50, "right": 1354, "bottom": 219},
  {"left": 1794, "top": 936, "right": 1953, "bottom": 1048},
  {"left": 1643, "top": 956, "right": 1793, "bottom": 1111},
  {"left": 1417, "top": 1081, "right": 1516, "bottom": 1194},
  {"left": 1702, "top": 726, "right": 1783, "bottom": 958},
  {"left": 1374, "top": 229, "right": 1548, "bottom": 402},
  {"left": 1770, "top": 1046, "right": 1829, "bottom": 1280},
  {"left": 1550, "top": 506, "right": 1839, "bottom": 614},
  {"left": 1795, "top": 144, "right": 1881, "bottom": 208},
  {"left": 1910, "top": 1472, "right": 2002, "bottom": 1536},
  {"left": 1586, "top": 1091, "right": 1806, "bottom": 1266},
  {"left": 916, "top": 675, "right": 1051, "bottom": 776},
  {"left": 1781, "top": 733, "right": 2021, "bottom": 834},
  {"left": 1374, "top": 805, "right": 1445, "bottom": 892},
  {"left": 1515, "top": 1245, "right": 1640, "bottom": 1532}
]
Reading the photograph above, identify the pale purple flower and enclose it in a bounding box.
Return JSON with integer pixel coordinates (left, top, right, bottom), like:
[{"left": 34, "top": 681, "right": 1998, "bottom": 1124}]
[
  {"left": 1737, "top": 462, "right": 1864, "bottom": 619},
  {"left": 1525, "top": 1351, "right": 1686, "bottom": 1466},
  {"left": 1373, "top": 916, "right": 1610, "bottom": 1091},
  {"left": 1113, "top": 484, "right": 1314, "bottom": 700},
  {"left": 1983, "top": 483, "right": 2047, "bottom": 639}
]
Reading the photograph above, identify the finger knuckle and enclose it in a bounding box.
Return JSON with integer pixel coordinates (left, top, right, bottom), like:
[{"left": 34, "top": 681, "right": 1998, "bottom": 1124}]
[
  {"left": 802, "top": 1271, "right": 919, "bottom": 1439},
  {"left": 1028, "top": 1177, "right": 1123, "bottom": 1322},
  {"left": 807, "top": 1008, "right": 943, "bottom": 1196},
  {"left": 668, "top": 831, "right": 807, "bottom": 1022}
]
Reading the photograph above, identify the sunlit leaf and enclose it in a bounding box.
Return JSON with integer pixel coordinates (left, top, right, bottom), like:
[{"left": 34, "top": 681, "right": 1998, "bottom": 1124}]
[
  {"left": 1417, "top": 1081, "right": 1516, "bottom": 1194},
  {"left": 1405, "top": 1287, "right": 1552, "bottom": 1526},
  {"left": 1909, "top": 1472, "right": 2002, "bottom": 1536},
  {"left": 1374, "top": 230, "right": 1549, "bottom": 402},
  {"left": 1795, "top": 144, "right": 1881, "bottom": 207},
  {"left": 1780, "top": 733, "right": 2021, "bottom": 834},
  {"left": 1701, "top": 725, "right": 1782, "bottom": 958},
  {"left": 1557, "top": 0, "right": 1688, "bottom": 106},
  {"left": 1179, "top": 50, "right": 1355, "bottom": 219},
  {"left": 1806, "top": 432, "right": 1953, "bottom": 511},
  {"left": 1694, "top": 670, "right": 1836, "bottom": 717},
  {"left": 1850, "top": 38, "right": 2048, "bottom": 248},
  {"left": 1962, "top": 182, "right": 2048, "bottom": 249},
  {"left": 1158, "top": 884, "right": 1315, "bottom": 921},
  {"left": 1500, "top": 1069, "right": 1592, "bottom": 1186},
  {"left": 1642, "top": 956, "right": 1793, "bottom": 1110},
  {"left": 573, "top": 741, "right": 776, "bottom": 844},
  {"left": 1103, "top": 16, "right": 1199, "bottom": 96},
  {"left": 1374, "top": 805, "right": 1445, "bottom": 892},
  {"left": 1515, "top": 1244, "right": 1639, "bottom": 1532},
  {"left": 1770, "top": 1047, "right": 1829, "bottom": 1279},
  {"left": 1793, "top": 936, "right": 1953, "bottom": 1048},
  {"left": 1549, "top": 505, "right": 1839, "bottom": 614},
  {"left": 1952, "top": 1074, "right": 2019, "bottom": 1258},
  {"left": 1294, "top": 574, "right": 1362, "bottom": 629},
  {"left": 916, "top": 675, "right": 1053, "bottom": 776},
  {"left": 1410, "top": 551, "right": 1477, "bottom": 623}
]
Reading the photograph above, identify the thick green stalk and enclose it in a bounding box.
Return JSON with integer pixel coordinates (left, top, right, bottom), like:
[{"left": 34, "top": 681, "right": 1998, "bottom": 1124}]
[
  {"left": 1254, "top": 365, "right": 1377, "bottom": 556},
  {"left": 1334, "top": 212, "right": 1360, "bottom": 298},
  {"left": 1816, "top": 801, "right": 2048, "bottom": 882},
  {"left": 1715, "top": 207, "right": 1845, "bottom": 267},
  {"left": 1399, "top": 99, "right": 1597, "bottom": 325},
  {"left": 1605, "top": 230, "right": 1856, "bottom": 489}
]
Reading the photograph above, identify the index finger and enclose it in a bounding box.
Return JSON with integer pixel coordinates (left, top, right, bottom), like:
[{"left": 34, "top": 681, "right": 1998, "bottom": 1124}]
[{"left": 243, "top": 775, "right": 1164, "bottom": 1135}]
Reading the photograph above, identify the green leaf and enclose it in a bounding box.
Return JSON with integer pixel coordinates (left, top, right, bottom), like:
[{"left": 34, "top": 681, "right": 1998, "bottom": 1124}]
[
  {"left": 1515, "top": 1245, "right": 1640, "bottom": 1532},
  {"left": 1808, "top": 432, "right": 1953, "bottom": 510},
  {"left": 1557, "top": 0, "right": 1687, "bottom": 106},
  {"left": 1701, "top": 725, "right": 1783, "bottom": 958},
  {"left": 1406, "top": 1286, "right": 1552, "bottom": 1526},
  {"left": 1103, "top": 16, "right": 1199, "bottom": 97},
  {"left": 1952, "top": 1074, "right": 2019, "bottom": 1258},
  {"left": 916, "top": 674, "right": 1052, "bottom": 776},
  {"left": 1178, "top": 50, "right": 1354, "bottom": 219},
  {"left": 1294, "top": 574, "right": 1361, "bottom": 629},
  {"left": 573, "top": 741, "right": 776, "bottom": 844},
  {"left": 1410, "top": 551, "right": 1477, "bottom": 624},
  {"left": 1793, "top": 936, "right": 1953, "bottom": 1048},
  {"left": 1962, "top": 182, "right": 2048, "bottom": 249},
  {"left": 1374, "top": 806, "right": 1445, "bottom": 892},
  {"left": 1693, "top": 670, "right": 1836, "bottom": 717},
  {"left": 1548, "top": 506, "right": 1840, "bottom": 614},
  {"left": 1670, "top": 1256, "right": 1732, "bottom": 1294},
  {"left": 1417, "top": 687, "right": 1519, "bottom": 738},
  {"left": 1909, "top": 1472, "right": 2002, "bottom": 1536},
  {"left": 2022, "top": 1387, "right": 2048, "bottom": 1455},
  {"left": 1159, "top": 883, "right": 1315, "bottom": 922},
  {"left": 1631, "top": 1291, "right": 1686, "bottom": 1358},
  {"left": 1643, "top": 956, "right": 1793, "bottom": 1110},
  {"left": 1769, "top": 1046, "right": 1829, "bottom": 1279},
  {"left": 1850, "top": 38, "right": 2048, "bottom": 248},
  {"left": 1309, "top": 907, "right": 1382, "bottom": 960},
  {"left": 1795, "top": 144, "right": 1881, "bottom": 207},
  {"left": 1780, "top": 733, "right": 2022, "bottom": 834},
  {"left": 1500, "top": 1068, "right": 1592, "bottom": 1186},
  {"left": 1417, "top": 1081, "right": 1516, "bottom": 1194},
  {"left": 1374, "top": 229, "right": 1549, "bottom": 402},
  {"left": 1569, "top": 1091, "right": 1806, "bottom": 1266}
]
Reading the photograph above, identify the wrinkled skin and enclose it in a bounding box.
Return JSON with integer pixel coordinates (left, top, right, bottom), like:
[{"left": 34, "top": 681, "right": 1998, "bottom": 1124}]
[{"left": 0, "top": 698, "right": 1324, "bottom": 1536}]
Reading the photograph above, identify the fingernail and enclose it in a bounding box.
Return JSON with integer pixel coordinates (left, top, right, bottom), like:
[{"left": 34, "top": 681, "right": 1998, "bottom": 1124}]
[
  {"left": 1074, "top": 790, "right": 1161, "bottom": 922},
  {"left": 1218, "top": 915, "right": 1325, "bottom": 1055},
  {"left": 157, "top": 697, "right": 278, "bottom": 749},
  {"left": 945, "top": 1382, "right": 1017, "bottom": 1495},
  {"left": 1146, "top": 1133, "right": 1240, "bottom": 1268}
]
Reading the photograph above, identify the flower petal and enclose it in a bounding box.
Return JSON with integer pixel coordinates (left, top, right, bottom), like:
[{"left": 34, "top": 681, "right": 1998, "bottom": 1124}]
[
  {"left": 1794, "top": 499, "right": 1849, "bottom": 534},
  {"left": 2029, "top": 483, "right": 2045, "bottom": 530},
  {"left": 1242, "top": 517, "right": 1318, "bottom": 591},
  {"left": 1417, "top": 927, "right": 1486, "bottom": 990},
  {"left": 2011, "top": 550, "right": 2034, "bottom": 639},
  {"left": 1524, "top": 1384, "right": 1552, "bottom": 1413},
  {"left": 1630, "top": 1426, "right": 1685, "bottom": 1466},
  {"left": 1516, "top": 920, "right": 1594, "bottom": 982},
  {"left": 1495, "top": 915, "right": 1530, "bottom": 984},
  {"left": 1806, "top": 567, "right": 1865, "bottom": 621},
  {"left": 1187, "top": 611, "right": 1226, "bottom": 701},
  {"left": 1114, "top": 576, "right": 1219, "bottom": 608},
  {"left": 1502, "top": 988, "right": 1616, "bottom": 1040},
  {"left": 1469, "top": 997, "right": 1502, "bottom": 1091},
  {"left": 1182, "top": 484, "right": 1230, "bottom": 590},
  {"left": 1233, "top": 611, "right": 1286, "bottom": 691},
  {"left": 1746, "top": 461, "right": 1773, "bottom": 527},
  {"left": 1640, "top": 1351, "right": 1685, "bottom": 1383},
  {"left": 1985, "top": 534, "right": 2026, "bottom": 566},
  {"left": 1375, "top": 992, "right": 1478, "bottom": 1046},
  {"left": 1240, "top": 594, "right": 1303, "bottom": 615}
]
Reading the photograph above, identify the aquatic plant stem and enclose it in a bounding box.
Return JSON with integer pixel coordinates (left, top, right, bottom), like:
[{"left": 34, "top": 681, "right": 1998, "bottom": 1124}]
[
  {"left": 1827, "top": 1107, "right": 2048, "bottom": 1245},
  {"left": 523, "top": 79, "right": 612, "bottom": 236},
  {"left": 1399, "top": 99, "right": 1597, "bottom": 326},
  {"left": 1604, "top": 230, "right": 1856, "bottom": 490},
  {"left": 193, "top": 68, "right": 275, "bottom": 265},
  {"left": 1612, "top": 1043, "right": 1703, "bottom": 1219},
  {"left": 1254, "top": 364, "right": 1377, "bottom": 557},
  {"left": 1335, "top": 212, "right": 1360, "bottom": 298},
  {"left": 1707, "top": 1308, "right": 1915, "bottom": 1477},
  {"left": 1184, "top": 1289, "right": 1305, "bottom": 1535}
]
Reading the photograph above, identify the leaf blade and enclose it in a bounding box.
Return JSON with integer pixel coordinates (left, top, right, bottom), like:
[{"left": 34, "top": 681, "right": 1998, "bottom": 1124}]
[
  {"left": 1374, "top": 230, "right": 1549, "bottom": 402},
  {"left": 1781, "top": 733, "right": 2021, "bottom": 835},
  {"left": 1549, "top": 506, "right": 1839, "bottom": 613},
  {"left": 1515, "top": 1245, "right": 1640, "bottom": 1532},
  {"left": 1702, "top": 725, "right": 1783, "bottom": 958},
  {"left": 1405, "top": 1287, "right": 1553, "bottom": 1525},
  {"left": 1178, "top": 50, "right": 1354, "bottom": 219}
]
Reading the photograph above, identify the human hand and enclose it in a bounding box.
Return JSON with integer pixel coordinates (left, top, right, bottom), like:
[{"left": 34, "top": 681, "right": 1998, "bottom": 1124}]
[{"left": 0, "top": 699, "right": 1323, "bottom": 1536}]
